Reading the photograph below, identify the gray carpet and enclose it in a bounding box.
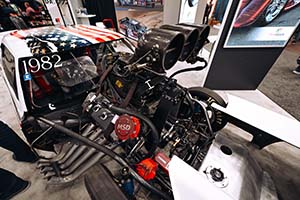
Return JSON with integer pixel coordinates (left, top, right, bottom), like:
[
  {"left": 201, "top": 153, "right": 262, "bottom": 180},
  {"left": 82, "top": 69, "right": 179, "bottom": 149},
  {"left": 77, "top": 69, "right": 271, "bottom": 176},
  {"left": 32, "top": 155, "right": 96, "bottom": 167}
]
[{"left": 259, "top": 43, "right": 300, "bottom": 120}]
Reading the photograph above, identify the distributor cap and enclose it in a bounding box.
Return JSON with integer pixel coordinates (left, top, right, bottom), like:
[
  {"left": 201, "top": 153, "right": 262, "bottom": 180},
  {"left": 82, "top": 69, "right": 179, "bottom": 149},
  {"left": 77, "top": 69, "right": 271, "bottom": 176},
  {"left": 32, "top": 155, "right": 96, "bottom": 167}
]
[{"left": 115, "top": 114, "right": 141, "bottom": 141}]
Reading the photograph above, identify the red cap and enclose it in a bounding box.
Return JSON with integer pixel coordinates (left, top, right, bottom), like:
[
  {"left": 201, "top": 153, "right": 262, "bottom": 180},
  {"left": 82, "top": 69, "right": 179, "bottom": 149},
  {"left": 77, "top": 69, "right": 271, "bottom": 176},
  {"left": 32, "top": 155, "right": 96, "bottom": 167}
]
[
  {"left": 115, "top": 114, "right": 141, "bottom": 141},
  {"left": 136, "top": 158, "right": 158, "bottom": 181}
]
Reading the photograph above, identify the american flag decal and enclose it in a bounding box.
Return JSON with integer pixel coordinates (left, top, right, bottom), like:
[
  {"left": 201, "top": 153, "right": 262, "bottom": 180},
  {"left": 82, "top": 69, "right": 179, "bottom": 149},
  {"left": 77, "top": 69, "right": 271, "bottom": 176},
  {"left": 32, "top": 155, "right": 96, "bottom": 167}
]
[{"left": 10, "top": 25, "right": 124, "bottom": 56}]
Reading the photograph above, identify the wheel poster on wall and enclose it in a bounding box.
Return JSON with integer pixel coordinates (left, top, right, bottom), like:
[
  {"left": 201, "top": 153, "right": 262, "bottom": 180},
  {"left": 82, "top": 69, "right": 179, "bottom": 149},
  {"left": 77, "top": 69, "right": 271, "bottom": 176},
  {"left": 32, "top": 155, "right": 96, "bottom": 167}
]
[{"left": 224, "top": 0, "right": 300, "bottom": 48}]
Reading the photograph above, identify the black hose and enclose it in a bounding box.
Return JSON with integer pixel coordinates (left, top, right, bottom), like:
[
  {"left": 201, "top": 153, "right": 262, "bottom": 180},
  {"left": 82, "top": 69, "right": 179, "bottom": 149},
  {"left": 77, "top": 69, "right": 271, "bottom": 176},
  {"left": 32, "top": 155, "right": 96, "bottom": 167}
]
[
  {"left": 109, "top": 105, "right": 160, "bottom": 155},
  {"left": 37, "top": 117, "right": 172, "bottom": 200},
  {"left": 169, "top": 57, "right": 208, "bottom": 79},
  {"left": 96, "top": 54, "right": 117, "bottom": 95},
  {"left": 184, "top": 89, "right": 195, "bottom": 117}
]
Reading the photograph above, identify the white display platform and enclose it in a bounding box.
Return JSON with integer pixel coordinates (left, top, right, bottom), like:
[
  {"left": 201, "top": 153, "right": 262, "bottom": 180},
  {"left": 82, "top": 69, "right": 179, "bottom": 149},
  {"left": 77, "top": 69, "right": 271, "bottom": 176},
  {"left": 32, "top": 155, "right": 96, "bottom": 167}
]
[{"left": 212, "top": 90, "right": 300, "bottom": 148}]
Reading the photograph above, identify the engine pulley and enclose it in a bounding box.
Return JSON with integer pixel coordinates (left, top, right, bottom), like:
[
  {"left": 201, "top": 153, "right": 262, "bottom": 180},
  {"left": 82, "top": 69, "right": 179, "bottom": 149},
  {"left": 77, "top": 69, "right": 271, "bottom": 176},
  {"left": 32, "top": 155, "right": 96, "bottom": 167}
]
[{"left": 115, "top": 114, "right": 141, "bottom": 141}]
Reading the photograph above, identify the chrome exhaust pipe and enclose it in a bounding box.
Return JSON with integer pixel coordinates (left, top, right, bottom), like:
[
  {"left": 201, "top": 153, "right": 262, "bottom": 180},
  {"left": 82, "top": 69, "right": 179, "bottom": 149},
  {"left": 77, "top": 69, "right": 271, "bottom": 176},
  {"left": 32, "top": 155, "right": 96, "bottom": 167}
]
[
  {"left": 58, "top": 129, "right": 102, "bottom": 169},
  {"left": 60, "top": 137, "right": 106, "bottom": 176}
]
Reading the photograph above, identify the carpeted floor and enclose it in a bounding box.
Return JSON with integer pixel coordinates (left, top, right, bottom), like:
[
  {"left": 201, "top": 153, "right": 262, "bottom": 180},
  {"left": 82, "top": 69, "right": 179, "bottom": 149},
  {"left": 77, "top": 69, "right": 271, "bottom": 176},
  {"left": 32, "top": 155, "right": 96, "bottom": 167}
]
[{"left": 258, "top": 42, "right": 300, "bottom": 120}]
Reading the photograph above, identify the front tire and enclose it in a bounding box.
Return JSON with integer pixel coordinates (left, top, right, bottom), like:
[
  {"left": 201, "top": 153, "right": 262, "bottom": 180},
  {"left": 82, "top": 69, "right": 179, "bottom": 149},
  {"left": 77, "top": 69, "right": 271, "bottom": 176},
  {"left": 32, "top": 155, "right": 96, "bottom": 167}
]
[{"left": 256, "top": 0, "right": 288, "bottom": 26}]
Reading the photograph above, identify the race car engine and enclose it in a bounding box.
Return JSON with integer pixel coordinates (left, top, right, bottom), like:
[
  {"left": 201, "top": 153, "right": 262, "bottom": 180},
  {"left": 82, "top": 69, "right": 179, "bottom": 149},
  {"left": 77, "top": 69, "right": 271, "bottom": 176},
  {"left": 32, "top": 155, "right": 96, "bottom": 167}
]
[{"left": 34, "top": 24, "right": 227, "bottom": 199}]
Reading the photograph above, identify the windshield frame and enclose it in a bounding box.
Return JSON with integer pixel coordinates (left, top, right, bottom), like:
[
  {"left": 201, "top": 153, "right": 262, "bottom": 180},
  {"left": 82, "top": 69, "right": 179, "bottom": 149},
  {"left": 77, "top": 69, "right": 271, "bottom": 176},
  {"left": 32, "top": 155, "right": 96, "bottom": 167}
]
[{"left": 18, "top": 43, "right": 109, "bottom": 113}]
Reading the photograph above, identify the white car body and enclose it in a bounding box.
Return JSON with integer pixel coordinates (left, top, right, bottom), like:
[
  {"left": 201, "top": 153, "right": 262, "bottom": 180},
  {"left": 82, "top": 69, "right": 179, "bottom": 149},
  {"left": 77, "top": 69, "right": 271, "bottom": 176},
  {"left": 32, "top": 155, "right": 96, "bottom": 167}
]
[{"left": 0, "top": 25, "right": 124, "bottom": 120}]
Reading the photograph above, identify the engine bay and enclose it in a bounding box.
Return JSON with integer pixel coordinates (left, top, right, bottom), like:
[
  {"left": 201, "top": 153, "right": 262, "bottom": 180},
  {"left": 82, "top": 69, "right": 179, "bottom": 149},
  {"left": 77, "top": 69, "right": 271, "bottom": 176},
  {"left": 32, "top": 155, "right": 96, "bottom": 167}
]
[{"left": 18, "top": 24, "right": 234, "bottom": 199}]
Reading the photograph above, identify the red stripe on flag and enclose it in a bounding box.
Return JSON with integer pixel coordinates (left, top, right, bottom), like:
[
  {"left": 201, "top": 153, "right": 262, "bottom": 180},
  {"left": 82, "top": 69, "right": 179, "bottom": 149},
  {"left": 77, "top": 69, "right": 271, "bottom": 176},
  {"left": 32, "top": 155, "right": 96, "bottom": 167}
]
[
  {"left": 61, "top": 26, "right": 107, "bottom": 42},
  {"left": 75, "top": 26, "right": 116, "bottom": 40},
  {"left": 75, "top": 26, "right": 116, "bottom": 41},
  {"left": 78, "top": 25, "right": 124, "bottom": 39}
]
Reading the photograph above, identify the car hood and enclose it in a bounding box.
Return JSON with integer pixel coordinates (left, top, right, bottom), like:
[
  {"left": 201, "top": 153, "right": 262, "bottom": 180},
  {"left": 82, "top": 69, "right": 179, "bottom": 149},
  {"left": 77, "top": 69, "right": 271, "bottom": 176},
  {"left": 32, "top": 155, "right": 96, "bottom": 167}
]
[{"left": 4, "top": 25, "right": 124, "bottom": 57}]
